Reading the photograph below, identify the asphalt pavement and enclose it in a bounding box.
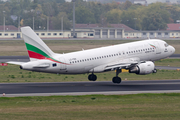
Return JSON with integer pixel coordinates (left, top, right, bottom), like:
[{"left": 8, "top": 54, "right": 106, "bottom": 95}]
[{"left": 1, "top": 80, "right": 180, "bottom": 97}]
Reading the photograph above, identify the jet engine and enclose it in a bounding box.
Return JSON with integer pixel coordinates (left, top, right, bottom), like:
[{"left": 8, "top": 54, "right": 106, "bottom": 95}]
[{"left": 129, "top": 61, "right": 155, "bottom": 75}]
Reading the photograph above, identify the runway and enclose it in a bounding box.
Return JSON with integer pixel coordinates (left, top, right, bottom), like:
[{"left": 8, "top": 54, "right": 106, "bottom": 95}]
[
  {"left": 1, "top": 80, "right": 180, "bottom": 97},
  {"left": 0, "top": 56, "right": 29, "bottom": 62}
]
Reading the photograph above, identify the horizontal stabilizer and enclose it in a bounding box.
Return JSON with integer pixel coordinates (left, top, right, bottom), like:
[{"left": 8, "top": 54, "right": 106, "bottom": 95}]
[
  {"left": 7, "top": 61, "right": 26, "bottom": 65},
  {"left": 33, "top": 63, "right": 50, "bottom": 68}
]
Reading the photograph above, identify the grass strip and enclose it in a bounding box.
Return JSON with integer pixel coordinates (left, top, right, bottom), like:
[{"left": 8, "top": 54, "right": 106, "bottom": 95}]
[
  {"left": 0, "top": 64, "right": 180, "bottom": 83},
  {"left": 0, "top": 93, "right": 180, "bottom": 120},
  {"left": 155, "top": 59, "right": 180, "bottom": 67}
]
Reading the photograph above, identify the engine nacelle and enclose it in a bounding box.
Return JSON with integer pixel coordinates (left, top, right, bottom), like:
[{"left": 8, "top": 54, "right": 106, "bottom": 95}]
[{"left": 129, "top": 61, "right": 155, "bottom": 75}]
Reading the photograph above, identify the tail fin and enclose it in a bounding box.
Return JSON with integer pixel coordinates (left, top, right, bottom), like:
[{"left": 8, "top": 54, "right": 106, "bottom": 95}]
[{"left": 21, "top": 26, "right": 55, "bottom": 61}]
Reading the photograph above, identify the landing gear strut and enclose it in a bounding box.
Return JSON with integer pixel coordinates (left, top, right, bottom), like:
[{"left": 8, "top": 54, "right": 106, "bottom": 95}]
[
  {"left": 112, "top": 69, "right": 122, "bottom": 84},
  {"left": 88, "top": 73, "right": 97, "bottom": 81}
]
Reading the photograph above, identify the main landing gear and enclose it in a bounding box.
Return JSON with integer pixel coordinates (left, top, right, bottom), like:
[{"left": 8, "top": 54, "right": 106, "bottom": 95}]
[
  {"left": 88, "top": 73, "right": 97, "bottom": 81},
  {"left": 88, "top": 69, "right": 122, "bottom": 84},
  {"left": 112, "top": 69, "right": 121, "bottom": 84}
]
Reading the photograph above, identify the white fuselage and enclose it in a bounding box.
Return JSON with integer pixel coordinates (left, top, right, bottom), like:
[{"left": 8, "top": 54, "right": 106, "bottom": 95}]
[{"left": 21, "top": 39, "right": 175, "bottom": 74}]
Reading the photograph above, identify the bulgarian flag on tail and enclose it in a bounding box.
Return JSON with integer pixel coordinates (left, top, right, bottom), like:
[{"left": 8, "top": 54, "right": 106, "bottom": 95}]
[{"left": 21, "top": 26, "right": 68, "bottom": 65}]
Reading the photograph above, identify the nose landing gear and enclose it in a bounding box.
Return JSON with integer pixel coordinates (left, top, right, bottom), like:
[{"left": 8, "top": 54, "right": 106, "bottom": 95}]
[{"left": 153, "top": 68, "right": 157, "bottom": 73}]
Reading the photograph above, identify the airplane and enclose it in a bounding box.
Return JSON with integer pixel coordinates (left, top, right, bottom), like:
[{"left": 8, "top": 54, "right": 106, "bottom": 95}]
[{"left": 7, "top": 26, "right": 175, "bottom": 84}]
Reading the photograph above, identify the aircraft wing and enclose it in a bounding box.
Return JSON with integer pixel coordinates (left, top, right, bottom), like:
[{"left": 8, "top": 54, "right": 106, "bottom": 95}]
[
  {"left": 104, "top": 57, "right": 140, "bottom": 71},
  {"left": 91, "top": 57, "right": 141, "bottom": 72}
]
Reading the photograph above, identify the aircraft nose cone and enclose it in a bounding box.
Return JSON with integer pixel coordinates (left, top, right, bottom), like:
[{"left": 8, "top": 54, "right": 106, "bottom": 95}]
[{"left": 170, "top": 46, "right": 175, "bottom": 54}]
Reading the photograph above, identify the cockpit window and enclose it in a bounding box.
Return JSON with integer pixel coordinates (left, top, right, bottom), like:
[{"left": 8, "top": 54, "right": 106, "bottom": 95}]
[{"left": 164, "top": 43, "right": 169, "bottom": 47}]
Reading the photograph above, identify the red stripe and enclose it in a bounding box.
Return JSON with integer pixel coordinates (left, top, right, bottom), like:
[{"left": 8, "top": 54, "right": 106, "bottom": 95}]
[
  {"left": 28, "top": 50, "right": 71, "bottom": 65},
  {"left": 46, "top": 58, "right": 70, "bottom": 65},
  {"left": 28, "top": 51, "right": 46, "bottom": 59}
]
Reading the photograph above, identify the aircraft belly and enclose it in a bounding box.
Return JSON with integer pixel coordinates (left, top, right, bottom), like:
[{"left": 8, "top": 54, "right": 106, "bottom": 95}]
[{"left": 64, "top": 65, "right": 88, "bottom": 74}]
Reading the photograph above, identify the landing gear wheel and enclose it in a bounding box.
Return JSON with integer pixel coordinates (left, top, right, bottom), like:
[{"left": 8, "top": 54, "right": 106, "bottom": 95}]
[
  {"left": 153, "top": 68, "right": 157, "bottom": 73},
  {"left": 88, "top": 74, "right": 97, "bottom": 81},
  {"left": 112, "top": 77, "right": 121, "bottom": 84}
]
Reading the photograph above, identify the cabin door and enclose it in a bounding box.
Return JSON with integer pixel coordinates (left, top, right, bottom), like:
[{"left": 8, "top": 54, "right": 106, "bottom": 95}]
[{"left": 59, "top": 57, "right": 66, "bottom": 70}]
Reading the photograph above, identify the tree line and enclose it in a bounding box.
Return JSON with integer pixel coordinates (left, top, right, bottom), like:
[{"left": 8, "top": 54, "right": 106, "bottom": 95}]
[{"left": 0, "top": 0, "right": 180, "bottom": 30}]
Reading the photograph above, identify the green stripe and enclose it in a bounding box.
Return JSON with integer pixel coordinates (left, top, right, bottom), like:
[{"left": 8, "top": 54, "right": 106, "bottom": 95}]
[
  {"left": 25, "top": 43, "right": 63, "bottom": 63},
  {"left": 25, "top": 43, "right": 50, "bottom": 58},
  {"left": 25, "top": 43, "right": 66, "bottom": 64}
]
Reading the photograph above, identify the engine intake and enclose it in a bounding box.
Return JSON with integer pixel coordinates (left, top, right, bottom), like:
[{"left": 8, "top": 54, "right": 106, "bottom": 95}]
[{"left": 129, "top": 61, "right": 155, "bottom": 75}]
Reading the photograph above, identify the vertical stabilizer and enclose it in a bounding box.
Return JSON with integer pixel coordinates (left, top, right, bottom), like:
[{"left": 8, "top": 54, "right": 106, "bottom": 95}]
[{"left": 21, "top": 26, "right": 55, "bottom": 61}]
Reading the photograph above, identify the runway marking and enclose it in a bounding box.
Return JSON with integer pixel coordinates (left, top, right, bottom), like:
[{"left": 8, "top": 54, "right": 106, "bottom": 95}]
[
  {"left": 1, "top": 90, "right": 180, "bottom": 97},
  {"left": 121, "top": 82, "right": 180, "bottom": 85}
]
